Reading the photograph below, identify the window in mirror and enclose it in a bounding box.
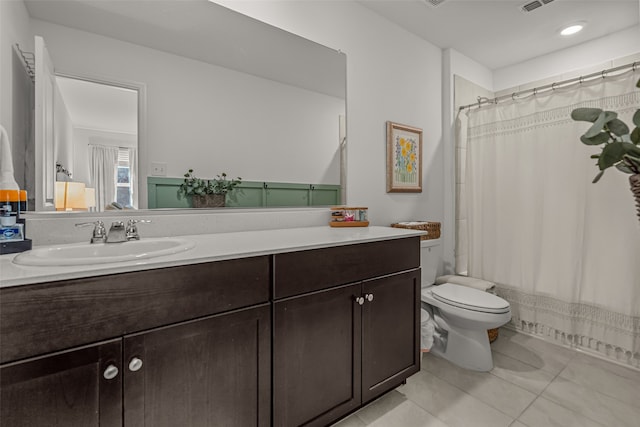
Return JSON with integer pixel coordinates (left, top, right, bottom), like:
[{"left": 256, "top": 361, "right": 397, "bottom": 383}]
[{"left": 116, "top": 148, "right": 133, "bottom": 208}]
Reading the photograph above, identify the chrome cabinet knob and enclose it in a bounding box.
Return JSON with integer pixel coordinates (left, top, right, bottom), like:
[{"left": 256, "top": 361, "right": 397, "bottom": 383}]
[
  {"left": 355, "top": 296, "right": 365, "bottom": 305},
  {"left": 128, "top": 357, "right": 143, "bottom": 372},
  {"left": 103, "top": 364, "right": 119, "bottom": 380},
  {"left": 365, "top": 293, "right": 374, "bottom": 302}
]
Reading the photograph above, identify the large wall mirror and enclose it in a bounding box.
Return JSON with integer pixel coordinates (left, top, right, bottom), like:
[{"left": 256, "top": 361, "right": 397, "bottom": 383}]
[{"left": 18, "top": 0, "right": 346, "bottom": 212}]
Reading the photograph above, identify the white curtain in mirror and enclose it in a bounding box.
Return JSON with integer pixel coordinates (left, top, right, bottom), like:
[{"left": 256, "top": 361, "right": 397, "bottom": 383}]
[
  {"left": 461, "top": 70, "right": 640, "bottom": 366},
  {"left": 128, "top": 147, "right": 138, "bottom": 209},
  {"left": 89, "top": 144, "right": 119, "bottom": 211}
]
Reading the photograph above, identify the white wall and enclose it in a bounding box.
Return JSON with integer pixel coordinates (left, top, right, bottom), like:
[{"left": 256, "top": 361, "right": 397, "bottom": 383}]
[
  {"left": 215, "top": 0, "right": 444, "bottom": 227},
  {"left": 0, "top": 0, "right": 30, "bottom": 140},
  {"left": 494, "top": 25, "right": 640, "bottom": 92},
  {"left": 53, "top": 82, "right": 73, "bottom": 177},
  {"left": 0, "top": 0, "right": 33, "bottom": 192},
  {"left": 30, "top": 19, "right": 345, "bottom": 207}
]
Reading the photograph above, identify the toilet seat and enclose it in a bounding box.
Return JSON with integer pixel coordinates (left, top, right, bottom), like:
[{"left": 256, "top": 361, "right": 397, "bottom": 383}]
[{"left": 430, "top": 283, "right": 510, "bottom": 314}]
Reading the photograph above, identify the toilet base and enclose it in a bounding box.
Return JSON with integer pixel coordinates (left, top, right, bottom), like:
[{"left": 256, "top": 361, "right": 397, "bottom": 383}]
[{"left": 430, "top": 312, "right": 494, "bottom": 371}]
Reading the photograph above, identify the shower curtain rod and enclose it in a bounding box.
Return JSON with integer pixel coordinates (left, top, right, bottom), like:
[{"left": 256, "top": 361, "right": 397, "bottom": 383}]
[{"left": 459, "top": 60, "right": 639, "bottom": 112}]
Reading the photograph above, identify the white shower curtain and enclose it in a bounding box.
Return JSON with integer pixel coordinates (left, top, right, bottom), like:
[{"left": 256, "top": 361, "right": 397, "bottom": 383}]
[
  {"left": 460, "top": 70, "right": 640, "bottom": 366},
  {"left": 89, "top": 144, "right": 119, "bottom": 211}
]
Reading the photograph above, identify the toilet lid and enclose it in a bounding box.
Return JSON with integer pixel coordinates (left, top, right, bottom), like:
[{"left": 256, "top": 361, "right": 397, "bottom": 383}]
[{"left": 431, "top": 283, "right": 510, "bottom": 314}]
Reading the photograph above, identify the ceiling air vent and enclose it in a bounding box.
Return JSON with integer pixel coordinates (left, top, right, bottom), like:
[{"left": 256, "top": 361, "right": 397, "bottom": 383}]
[
  {"left": 522, "top": 0, "right": 554, "bottom": 12},
  {"left": 424, "top": 0, "right": 448, "bottom": 7},
  {"left": 522, "top": 1, "right": 542, "bottom": 12}
]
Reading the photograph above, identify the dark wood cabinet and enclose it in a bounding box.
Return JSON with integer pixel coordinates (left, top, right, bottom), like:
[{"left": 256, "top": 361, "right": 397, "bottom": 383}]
[
  {"left": 1, "top": 236, "right": 420, "bottom": 427},
  {"left": 273, "top": 237, "right": 421, "bottom": 426},
  {"left": 0, "top": 339, "right": 122, "bottom": 427},
  {"left": 274, "top": 283, "right": 362, "bottom": 427},
  {"left": 0, "top": 256, "right": 271, "bottom": 427},
  {"left": 124, "top": 304, "right": 271, "bottom": 427},
  {"left": 362, "top": 270, "right": 421, "bottom": 403},
  {"left": 0, "top": 305, "right": 271, "bottom": 427}
]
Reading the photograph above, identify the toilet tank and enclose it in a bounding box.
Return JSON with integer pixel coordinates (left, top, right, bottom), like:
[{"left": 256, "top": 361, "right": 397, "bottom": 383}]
[{"left": 420, "top": 238, "right": 441, "bottom": 287}]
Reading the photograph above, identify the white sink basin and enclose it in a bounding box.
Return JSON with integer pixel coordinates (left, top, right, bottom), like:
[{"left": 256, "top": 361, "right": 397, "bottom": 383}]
[{"left": 13, "top": 238, "right": 196, "bottom": 266}]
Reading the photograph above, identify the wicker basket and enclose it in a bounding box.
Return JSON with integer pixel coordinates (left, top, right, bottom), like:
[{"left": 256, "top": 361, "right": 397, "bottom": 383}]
[
  {"left": 391, "top": 221, "right": 441, "bottom": 240},
  {"left": 488, "top": 328, "right": 499, "bottom": 343}
]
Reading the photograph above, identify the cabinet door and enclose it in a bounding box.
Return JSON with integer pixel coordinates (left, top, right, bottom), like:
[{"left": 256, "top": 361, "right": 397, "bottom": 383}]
[
  {"left": 361, "top": 269, "right": 420, "bottom": 403},
  {"left": 123, "top": 304, "right": 270, "bottom": 427},
  {"left": 0, "top": 339, "right": 122, "bottom": 427},
  {"left": 274, "top": 283, "right": 362, "bottom": 427}
]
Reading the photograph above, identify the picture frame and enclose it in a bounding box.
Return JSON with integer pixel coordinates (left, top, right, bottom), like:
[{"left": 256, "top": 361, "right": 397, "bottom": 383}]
[{"left": 386, "top": 121, "right": 422, "bottom": 193}]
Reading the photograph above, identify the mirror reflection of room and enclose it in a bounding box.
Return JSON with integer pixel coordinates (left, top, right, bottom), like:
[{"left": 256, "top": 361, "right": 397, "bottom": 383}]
[
  {"left": 53, "top": 77, "right": 138, "bottom": 212},
  {"left": 13, "top": 0, "right": 346, "bottom": 212}
]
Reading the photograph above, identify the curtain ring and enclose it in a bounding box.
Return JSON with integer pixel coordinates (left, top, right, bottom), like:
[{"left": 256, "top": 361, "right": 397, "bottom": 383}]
[
  {"left": 551, "top": 82, "right": 557, "bottom": 91},
  {"left": 601, "top": 70, "right": 607, "bottom": 79},
  {"left": 579, "top": 75, "right": 584, "bottom": 84},
  {"left": 511, "top": 93, "right": 517, "bottom": 100},
  {"left": 533, "top": 88, "right": 538, "bottom": 96},
  {"left": 633, "top": 62, "right": 638, "bottom": 72}
]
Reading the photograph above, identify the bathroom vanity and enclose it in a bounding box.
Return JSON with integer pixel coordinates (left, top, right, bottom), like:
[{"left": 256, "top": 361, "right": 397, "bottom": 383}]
[{"left": 0, "top": 226, "right": 422, "bottom": 427}]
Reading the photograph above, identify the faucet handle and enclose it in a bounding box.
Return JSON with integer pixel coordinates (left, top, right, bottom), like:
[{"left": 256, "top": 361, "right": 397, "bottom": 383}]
[
  {"left": 75, "top": 220, "right": 107, "bottom": 243},
  {"left": 126, "top": 219, "right": 151, "bottom": 240}
]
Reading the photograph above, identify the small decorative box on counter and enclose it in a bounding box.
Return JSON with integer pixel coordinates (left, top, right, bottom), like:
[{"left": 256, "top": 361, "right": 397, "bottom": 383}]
[
  {"left": 330, "top": 207, "right": 369, "bottom": 227},
  {"left": 390, "top": 221, "right": 440, "bottom": 240}
]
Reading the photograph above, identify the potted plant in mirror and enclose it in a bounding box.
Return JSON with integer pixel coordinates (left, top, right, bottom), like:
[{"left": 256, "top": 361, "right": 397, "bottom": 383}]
[
  {"left": 571, "top": 77, "right": 640, "bottom": 224},
  {"left": 178, "top": 169, "right": 242, "bottom": 208}
]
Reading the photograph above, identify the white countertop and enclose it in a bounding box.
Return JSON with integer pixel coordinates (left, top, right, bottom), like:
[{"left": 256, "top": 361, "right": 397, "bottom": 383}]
[{"left": 0, "top": 226, "right": 425, "bottom": 288}]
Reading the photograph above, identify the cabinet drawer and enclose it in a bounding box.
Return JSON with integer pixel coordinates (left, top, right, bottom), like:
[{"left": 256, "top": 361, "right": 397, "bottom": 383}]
[
  {"left": 0, "top": 256, "right": 270, "bottom": 363},
  {"left": 274, "top": 237, "right": 419, "bottom": 299}
]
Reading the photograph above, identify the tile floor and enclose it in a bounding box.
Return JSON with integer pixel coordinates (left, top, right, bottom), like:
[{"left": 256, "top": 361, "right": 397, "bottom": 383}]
[{"left": 332, "top": 328, "right": 640, "bottom": 427}]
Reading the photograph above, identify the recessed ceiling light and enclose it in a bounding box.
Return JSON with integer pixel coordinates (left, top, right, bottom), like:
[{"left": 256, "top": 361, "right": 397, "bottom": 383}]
[{"left": 560, "top": 24, "right": 584, "bottom": 36}]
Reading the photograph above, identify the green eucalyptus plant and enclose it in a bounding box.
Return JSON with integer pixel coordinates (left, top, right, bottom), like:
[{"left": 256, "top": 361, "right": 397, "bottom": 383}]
[
  {"left": 570, "top": 78, "right": 640, "bottom": 183},
  {"left": 178, "top": 169, "right": 242, "bottom": 197}
]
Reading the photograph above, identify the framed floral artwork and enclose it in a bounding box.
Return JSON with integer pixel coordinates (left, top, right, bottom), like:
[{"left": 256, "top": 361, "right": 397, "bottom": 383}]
[{"left": 386, "top": 121, "right": 422, "bottom": 192}]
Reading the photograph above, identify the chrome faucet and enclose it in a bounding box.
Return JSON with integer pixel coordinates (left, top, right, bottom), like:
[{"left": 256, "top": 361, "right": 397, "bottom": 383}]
[
  {"left": 125, "top": 219, "right": 151, "bottom": 240},
  {"left": 106, "top": 221, "right": 126, "bottom": 243},
  {"left": 75, "top": 220, "right": 107, "bottom": 243},
  {"left": 76, "top": 219, "right": 151, "bottom": 243}
]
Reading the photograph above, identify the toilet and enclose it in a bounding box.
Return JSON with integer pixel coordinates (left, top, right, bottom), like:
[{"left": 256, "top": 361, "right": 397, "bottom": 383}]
[{"left": 420, "top": 239, "right": 511, "bottom": 371}]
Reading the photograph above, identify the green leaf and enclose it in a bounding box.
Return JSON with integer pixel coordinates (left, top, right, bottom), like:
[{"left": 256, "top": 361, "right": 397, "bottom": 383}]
[
  {"left": 624, "top": 153, "right": 640, "bottom": 172},
  {"left": 585, "top": 111, "right": 617, "bottom": 138},
  {"left": 606, "top": 118, "right": 630, "bottom": 136},
  {"left": 571, "top": 107, "right": 602, "bottom": 122},
  {"left": 616, "top": 163, "right": 634, "bottom": 174},
  {"left": 632, "top": 127, "right": 640, "bottom": 144},
  {"left": 633, "top": 110, "right": 640, "bottom": 128},
  {"left": 580, "top": 132, "right": 610, "bottom": 145},
  {"left": 592, "top": 170, "right": 605, "bottom": 183},
  {"left": 626, "top": 143, "right": 640, "bottom": 155},
  {"left": 598, "top": 141, "right": 627, "bottom": 170}
]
